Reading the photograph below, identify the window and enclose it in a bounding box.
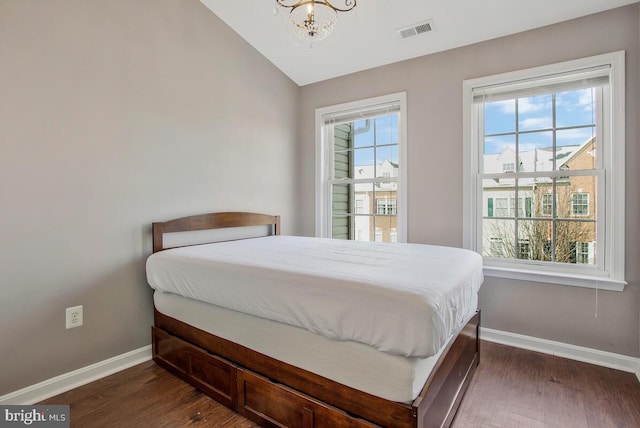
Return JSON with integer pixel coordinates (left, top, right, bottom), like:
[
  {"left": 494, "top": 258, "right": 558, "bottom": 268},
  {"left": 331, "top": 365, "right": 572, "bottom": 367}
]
[
  {"left": 488, "top": 197, "right": 531, "bottom": 218},
  {"left": 316, "top": 92, "right": 407, "bottom": 243},
  {"left": 575, "top": 242, "right": 592, "bottom": 264},
  {"left": 494, "top": 198, "right": 509, "bottom": 217},
  {"left": 489, "top": 237, "right": 504, "bottom": 257},
  {"left": 502, "top": 162, "right": 515, "bottom": 172},
  {"left": 572, "top": 193, "right": 589, "bottom": 216},
  {"left": 463, "top": 52, "right": 626, "bottom": 290},
  {"left": 517, "top": 239, "right": 531, "bottom": 260},
  {"left": 542, "top": 193, "right": 554, "bottom": 216},
  {"left": 377, "top": 198, "right": 397, "bottom": 215}
]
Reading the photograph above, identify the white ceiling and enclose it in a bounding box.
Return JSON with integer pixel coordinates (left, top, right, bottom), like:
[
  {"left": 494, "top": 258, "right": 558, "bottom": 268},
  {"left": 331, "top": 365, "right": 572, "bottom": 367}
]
[{"left": 200, "top": 0, "right": 637, "bottom": 86}]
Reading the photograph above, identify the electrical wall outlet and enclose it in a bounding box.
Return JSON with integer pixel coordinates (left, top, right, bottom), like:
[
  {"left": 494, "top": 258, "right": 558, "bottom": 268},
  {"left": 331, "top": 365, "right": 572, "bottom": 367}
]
[{"left": 66, "top": 305, "right": 83, "bottom": 329}]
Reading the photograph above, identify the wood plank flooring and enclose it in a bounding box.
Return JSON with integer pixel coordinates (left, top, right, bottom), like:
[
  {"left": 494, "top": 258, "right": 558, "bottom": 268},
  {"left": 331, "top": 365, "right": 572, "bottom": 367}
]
[
  {"left": 40, "top": 341, "right": 640, "bottom": 427},
  {"left": 453, "top": 342, "right": 640, "bottom": 428}
]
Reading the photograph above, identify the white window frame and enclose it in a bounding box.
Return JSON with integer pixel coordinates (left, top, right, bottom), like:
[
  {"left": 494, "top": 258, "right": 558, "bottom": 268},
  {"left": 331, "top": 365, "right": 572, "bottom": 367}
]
[
  {"left": 315, "top": 92, "right": 407, "bottom": 242},
  {"left": 463, "top": 52, "right": 626, "bottom": 291}
]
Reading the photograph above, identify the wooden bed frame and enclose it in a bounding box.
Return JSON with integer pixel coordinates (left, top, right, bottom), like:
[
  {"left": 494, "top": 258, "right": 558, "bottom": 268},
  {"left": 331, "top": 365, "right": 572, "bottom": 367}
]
[{"left": 150, "top": 212, "right": 480, "bottom": 428}]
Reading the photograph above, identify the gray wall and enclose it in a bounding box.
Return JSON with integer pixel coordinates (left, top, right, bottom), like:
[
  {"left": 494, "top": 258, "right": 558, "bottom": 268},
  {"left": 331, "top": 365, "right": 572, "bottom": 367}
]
[
  {"left": 0, "top": 0, "right": 299, "bottom": 395},
  {"left": 298, "top": 5, "right": 640, "bottom": 357}
]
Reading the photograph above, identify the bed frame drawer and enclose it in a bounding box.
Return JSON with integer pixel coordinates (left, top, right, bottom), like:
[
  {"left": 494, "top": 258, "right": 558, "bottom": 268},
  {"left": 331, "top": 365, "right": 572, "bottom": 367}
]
[
  {"left": 152, "top": 327, "right": 237, "bottom": 409},
  {"left": 153, "top": 326, "right": 380, "bottom": 427},
  {"left": 237, "top": 368, "right": 379, "bottom": 428}
]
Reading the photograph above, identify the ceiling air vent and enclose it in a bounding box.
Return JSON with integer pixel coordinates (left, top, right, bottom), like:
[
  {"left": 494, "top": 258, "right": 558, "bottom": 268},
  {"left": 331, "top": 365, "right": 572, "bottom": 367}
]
[{"left": 397, "top": 20, "right": 434, "bottom": 39}]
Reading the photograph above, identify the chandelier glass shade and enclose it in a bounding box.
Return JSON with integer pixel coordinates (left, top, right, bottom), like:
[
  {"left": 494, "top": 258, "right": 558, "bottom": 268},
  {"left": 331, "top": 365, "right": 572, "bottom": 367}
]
[{"left": 275, "top": 1, "right": 357, "bottom": 43}]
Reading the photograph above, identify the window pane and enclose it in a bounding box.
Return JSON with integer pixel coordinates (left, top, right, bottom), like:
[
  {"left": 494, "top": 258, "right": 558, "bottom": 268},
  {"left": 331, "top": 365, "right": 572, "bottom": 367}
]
[
  {"left": 333, "top": 150, "right": 350, "bottom": 179},
  {"left": 353, "top": 215, "right": 372, "bottom": 241},
  {"left": 482, "top": 218, "right": 515, "bottom": 258},
  {"left": 556, "top": 176, "right": 596, "bottom": 219},
  {"left": 518, "top": 94, "right": 552, "bottom": 131},
  {"left": 374, "top": 215, "right": 397, "bottom": 243},
  {"left": 556, "top": 89, "right": 596, "bottom": 128},
  {"left": 484, "top": 100, "right": 515, "bottom": 134},
  {"left": 512, "top": 181, "right": 534, "bottom": 218},
  {"left": 354, "top": 182, "right": 373, "bottom": 214},
  {"left": 518, "top": 220, "right": 553, "bottom": 261},
  {"left": 332, "top": 215, "right": 351, "bottom": 240},
  {"left": 556, "top": 125, "right": 595, "bottom": 148},
  {"left": 483, "top": 178, "right": 515, "bottom": 218},
  {"left": 353, "top": 119, "right": 374, "bottom": 148},
  {"left": 518, "top": 130, "right": 552, "bottom": 172},
  {"left": 557, "top": 128, "right": 596, "bottom": 170},
  {"left": 484, "top": 136, "right": 516, "bottom": 174},
  {"left": 376, "top": 145, "right": 398, "bottom": 170},
  {"left": 353, "top": 148, "right": 375, "bottom": 179},
  {"left": 555, "top": 221, "right": 596, "bottom": 265},
  {"left": 375, "top": 114, "right": 399, "bottom": 146},
  {"left": 353, "top": 114, "right": 399, "bottom": 149},
  {"left": 484, "top": 135, "right": 515, "bottom": 155},
  {"left": 332, "top": 184, "right": 351, "bottom": 215}
]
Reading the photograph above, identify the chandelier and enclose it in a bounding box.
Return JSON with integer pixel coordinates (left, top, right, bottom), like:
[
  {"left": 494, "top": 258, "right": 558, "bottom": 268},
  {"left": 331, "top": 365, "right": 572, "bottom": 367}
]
[{"left": 274, "top": 1, "right": 357, "bottom": 43}]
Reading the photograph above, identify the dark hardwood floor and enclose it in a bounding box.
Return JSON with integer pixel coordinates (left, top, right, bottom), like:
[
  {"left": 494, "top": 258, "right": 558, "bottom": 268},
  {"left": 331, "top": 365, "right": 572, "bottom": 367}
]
[
  {"left": 453, "top": 342, "right": 640, "bottom": 428},
  {"left": 40, "top": 341, "right": 640, "bottom": 427}
]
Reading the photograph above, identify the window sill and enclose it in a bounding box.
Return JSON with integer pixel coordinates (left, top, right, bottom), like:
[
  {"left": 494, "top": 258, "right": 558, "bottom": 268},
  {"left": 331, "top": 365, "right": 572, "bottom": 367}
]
[{"left": 483, "top": 265, "right": 626, "bottom": 291}]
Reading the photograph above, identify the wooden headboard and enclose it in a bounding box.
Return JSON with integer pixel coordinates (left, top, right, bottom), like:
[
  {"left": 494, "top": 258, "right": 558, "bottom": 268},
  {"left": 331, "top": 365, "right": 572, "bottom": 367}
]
[{"left": 152, "top": 212, "right": 280, "bottom": 253}]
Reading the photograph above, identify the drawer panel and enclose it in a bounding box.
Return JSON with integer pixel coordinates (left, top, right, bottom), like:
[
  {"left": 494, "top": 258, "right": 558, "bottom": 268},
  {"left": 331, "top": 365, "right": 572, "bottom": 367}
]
[
  {"left": 238, "top": 369, "right": 378, "bottom": 428},
  {"left": 153, "top": 327, "right": 237, "bottom": 408},
  {"left": 154, "top": 327, "right": 190, "bottom": 371},
  {"left": 188, "top": 348, "right": 237, "bottom": 408}
]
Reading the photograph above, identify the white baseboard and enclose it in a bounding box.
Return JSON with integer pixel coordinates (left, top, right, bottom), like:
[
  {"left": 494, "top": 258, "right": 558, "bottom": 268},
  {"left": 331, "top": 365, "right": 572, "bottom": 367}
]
[
  {"left": 0, "top": 345, "right": 152, "bottom": 405},
  {"left": 480, "top": 327, "right": 640, "bottom": 376}
]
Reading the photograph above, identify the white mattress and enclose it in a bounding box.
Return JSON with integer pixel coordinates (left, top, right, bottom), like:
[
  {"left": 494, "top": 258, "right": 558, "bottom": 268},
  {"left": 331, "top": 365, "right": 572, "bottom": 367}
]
[
  {"left": 147, "top": 235, "right": 483, "bottom": 358},
  {"left": 154, "top": 291, "right": 450, "bottom": 403}
]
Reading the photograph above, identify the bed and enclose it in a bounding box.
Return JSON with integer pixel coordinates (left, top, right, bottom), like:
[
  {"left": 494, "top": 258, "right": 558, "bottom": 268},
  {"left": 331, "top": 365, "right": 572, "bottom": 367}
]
[{"left": 147, "top": 212, "right": 482, "bottom": 428}]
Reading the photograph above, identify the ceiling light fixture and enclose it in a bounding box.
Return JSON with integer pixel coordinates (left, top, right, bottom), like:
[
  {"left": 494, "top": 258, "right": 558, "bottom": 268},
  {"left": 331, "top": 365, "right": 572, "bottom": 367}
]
[{"left": 274, "top": 1, "right": 357, "bottom": 44}]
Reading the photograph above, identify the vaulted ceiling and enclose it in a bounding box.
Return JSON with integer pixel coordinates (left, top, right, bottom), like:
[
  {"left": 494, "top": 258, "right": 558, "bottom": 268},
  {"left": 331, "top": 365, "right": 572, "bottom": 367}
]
[{"left": 200, "top": 1, "right": 638, "bottom": 86}]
